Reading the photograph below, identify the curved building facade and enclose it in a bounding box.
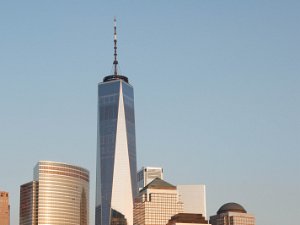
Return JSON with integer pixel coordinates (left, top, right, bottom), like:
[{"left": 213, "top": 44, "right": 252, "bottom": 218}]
[{"left": 20, "top": 161, "right": 89, "bottom": 225}]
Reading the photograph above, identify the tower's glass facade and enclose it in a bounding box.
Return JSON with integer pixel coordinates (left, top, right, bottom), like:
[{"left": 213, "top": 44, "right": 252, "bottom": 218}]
[{"left": 96, "top": 77, "right": 137, "bottom": 225}]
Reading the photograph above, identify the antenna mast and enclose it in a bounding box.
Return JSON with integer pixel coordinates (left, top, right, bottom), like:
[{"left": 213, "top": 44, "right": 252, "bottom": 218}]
[
  {"left": 103, "top": 18, "right": 129, "bottom": 83},
  {"left": 113, "top": 17, "right": 118, "bottom": 75}
]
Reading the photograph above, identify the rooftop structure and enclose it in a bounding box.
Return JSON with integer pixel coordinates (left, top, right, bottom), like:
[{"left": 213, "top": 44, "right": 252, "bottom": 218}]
[
  {"left": 210, "top": 202, "right": 255, "bottom": 225},
  {"left": 167, "top": 213, "right": 209, "bottom": 225},
  {"left": 137, "top": 167, "right": 164, "bottom": 190}
]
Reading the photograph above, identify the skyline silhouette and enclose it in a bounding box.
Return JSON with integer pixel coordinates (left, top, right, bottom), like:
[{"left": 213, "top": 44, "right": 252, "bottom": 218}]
[{"left": 0, "top": 1, "right": 299, "bottom": 225}]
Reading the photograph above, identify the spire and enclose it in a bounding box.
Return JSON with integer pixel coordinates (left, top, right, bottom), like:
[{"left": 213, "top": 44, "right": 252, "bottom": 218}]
[
  {"left": 103, "top": 18, "right": 129, "bottom": 83},
  {"left": 113, "top": 17, "right": 118, "bottom": 75}
]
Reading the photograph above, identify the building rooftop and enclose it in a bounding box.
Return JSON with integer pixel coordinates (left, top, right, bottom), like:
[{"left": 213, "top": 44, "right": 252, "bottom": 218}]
[
  {"left": 167, "top": 213, "right": 208, "bottom": 225},
  {"left": 217, "top": 202, "right": 247, "bottom": 214},
  {"left": 103, "top": 75, "right": 129, "bottom": 83},
  {"left": 141, "top": 177, "right": 176, "bottom": 191}
]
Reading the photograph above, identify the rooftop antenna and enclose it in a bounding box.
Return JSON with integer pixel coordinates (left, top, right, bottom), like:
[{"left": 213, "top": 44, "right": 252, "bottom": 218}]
[
  {"left": 113, "top": 17, "right": 118, "bottom": 75},
  {"left": 103, "top": 17, "right": 129, "bottom": 83}
]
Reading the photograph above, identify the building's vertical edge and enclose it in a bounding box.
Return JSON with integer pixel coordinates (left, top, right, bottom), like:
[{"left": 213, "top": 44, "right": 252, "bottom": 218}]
[
  {"left": 95, "top": 83, "right": 102, "bottom": 225},
  {"left": 122, "top": 81, "right": 138, "bottom": 198},
  {"left": 203, "top": 185, "right": 207, "bottom": 219}
]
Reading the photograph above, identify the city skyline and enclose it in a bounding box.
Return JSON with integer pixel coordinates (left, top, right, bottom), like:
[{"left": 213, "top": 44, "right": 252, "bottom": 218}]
[{"left": 0, "top": 1, "right": 299, "bottom": 225}]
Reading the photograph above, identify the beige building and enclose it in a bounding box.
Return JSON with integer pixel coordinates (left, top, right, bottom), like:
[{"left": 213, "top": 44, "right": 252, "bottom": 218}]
[
  {"left": 177, "top": 185, "right": 207, "bottom": 219},
  {"left": 0, "top": 191, "right": 10, "bottom": 225},
  {"left": 209, "top": 203, "right": 255, "bottom": 225},
  {"left": 19, "top": 161, "right": 89, "bottom": 225},
  {"left": 134, "top": 178, "right": 183, "bottom": 225}
]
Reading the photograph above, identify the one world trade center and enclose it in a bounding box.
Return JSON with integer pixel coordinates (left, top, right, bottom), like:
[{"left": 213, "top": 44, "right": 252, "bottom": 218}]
[{"left": 95, "top": 18, "right": 138, "bottom": 225}]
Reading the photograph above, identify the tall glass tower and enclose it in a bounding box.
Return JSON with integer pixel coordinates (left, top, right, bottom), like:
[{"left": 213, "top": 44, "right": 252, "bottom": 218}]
[{"left": 95, "top": 18, "right": 137, "bottom": 225}]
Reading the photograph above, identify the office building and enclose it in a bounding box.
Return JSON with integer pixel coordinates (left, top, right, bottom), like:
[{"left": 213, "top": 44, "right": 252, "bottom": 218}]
[
  {"left": 167, "top": 213, "right": 210, "bottom": 225},
  {"left": 209, "top": 203, "right": 255, "bottom": 225},
  {"left": 19, "top": 161, "right": 89, "bottom": 225},
  {"left": 0, "top": 191, "right": 10, "bottom": 225},
  {"left": 134, "top": 178, "right": 183, "bottom": 225},
  {"left": 177, "top": 185, "right": 207, "bottom": 219},
  {"left": 137, "top": 167, "right": 163, "bottom": 190},
  {"left": 95, "top": 18, "right": 137, "bottom": 225},
  {"left": 19, "top": 182, "right": 38, "bottom": 225}
]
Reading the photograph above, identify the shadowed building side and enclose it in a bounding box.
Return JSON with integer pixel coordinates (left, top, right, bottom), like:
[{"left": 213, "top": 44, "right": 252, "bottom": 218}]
[{"left": 19, "top": 182, "right": 38, "bottom": 225}]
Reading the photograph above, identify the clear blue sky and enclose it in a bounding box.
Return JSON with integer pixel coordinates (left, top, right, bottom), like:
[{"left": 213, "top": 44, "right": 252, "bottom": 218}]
[{"left": 0, "top": 1, "right": 299, "bottom": 225}]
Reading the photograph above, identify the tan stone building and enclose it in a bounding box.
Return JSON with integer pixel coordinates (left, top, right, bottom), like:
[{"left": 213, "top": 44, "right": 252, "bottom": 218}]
[
  {"left": 209, "top": 203, "right": 255, "bottom": 225},
  {"left": 0, "top": 191, "right": 10, "bottom": 225},
  {"left": 134, "top": 178, "right": 183, "bottom": 225}
]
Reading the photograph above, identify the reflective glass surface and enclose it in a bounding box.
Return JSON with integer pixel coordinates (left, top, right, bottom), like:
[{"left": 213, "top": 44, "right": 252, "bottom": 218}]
[
  {"left": 96, "top": 80, "right": 137, "bottom": 225},
  {"left": 33, "top": 161, "right": 89, "bottom": 225}
]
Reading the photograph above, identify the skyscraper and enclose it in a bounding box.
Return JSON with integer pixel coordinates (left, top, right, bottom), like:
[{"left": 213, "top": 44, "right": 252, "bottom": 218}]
[
  {"left": 19, "top": 181, "right": 38, "bottom": 225},
  {"left": 209, "top": 203, "right": 255, "bottom": 225},
  {"left": 134, "top": 178, "right": 183, "bottom": 225},
  {"left": 19, "top": 161, "right": 89, "bottom": 225},
  {"left": 95, "top": 18, "right": 137, "bottom": 225},
  {"left": 177, "top": 185, "right": 207, "bottom": 219},
  {"left": 0, "top": 191, "right": 10, "bottom": 225},
  {"left": 137, "top": 167, "right": 164, "bottom": 190}
]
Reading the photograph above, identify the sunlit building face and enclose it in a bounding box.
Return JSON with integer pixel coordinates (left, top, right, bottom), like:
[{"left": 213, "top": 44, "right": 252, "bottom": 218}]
[
  {"left": 134, "top": 178, "right": 184, "bottom": 225},
  {"left": 20, "top": 161, "right": 89, "bottom": 225},
  {"left": 0, "top": 191, "right": 10, "bottom": 225}
]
